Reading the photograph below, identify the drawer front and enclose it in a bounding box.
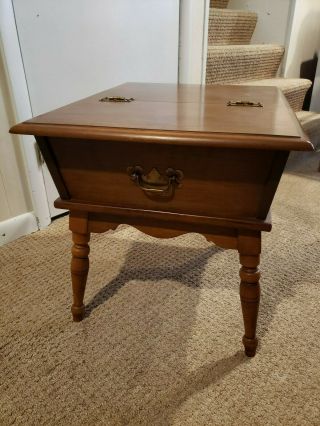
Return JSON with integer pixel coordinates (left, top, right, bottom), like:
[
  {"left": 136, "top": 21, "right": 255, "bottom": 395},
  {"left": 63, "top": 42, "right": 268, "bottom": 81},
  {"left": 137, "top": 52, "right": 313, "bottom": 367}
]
[{"left": 47, "top": 137, "right": 284, "bottom": 219}]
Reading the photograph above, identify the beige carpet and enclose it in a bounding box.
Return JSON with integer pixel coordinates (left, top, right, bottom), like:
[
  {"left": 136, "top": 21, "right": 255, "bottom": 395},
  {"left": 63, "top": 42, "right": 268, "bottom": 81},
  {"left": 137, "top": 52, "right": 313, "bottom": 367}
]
[{"left": 1, "top": 160, "right": 320, "bottom": 425}]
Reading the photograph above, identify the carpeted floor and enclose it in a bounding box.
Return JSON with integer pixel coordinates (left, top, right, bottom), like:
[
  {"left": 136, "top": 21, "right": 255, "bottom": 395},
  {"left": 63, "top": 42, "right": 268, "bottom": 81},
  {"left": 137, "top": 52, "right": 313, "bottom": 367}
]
[{"left": 1, "top": 155, "right": 320, "bottom": 425}]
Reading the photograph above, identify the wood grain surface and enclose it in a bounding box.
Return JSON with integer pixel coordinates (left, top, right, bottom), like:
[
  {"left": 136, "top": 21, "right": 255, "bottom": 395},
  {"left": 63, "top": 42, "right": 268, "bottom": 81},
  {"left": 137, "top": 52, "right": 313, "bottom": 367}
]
[
  {"left": 10, "top": 83, "right": 313, "bottom": 151},
  {"left": 48, "top": 137, "right": 284, "bottom": 220}
]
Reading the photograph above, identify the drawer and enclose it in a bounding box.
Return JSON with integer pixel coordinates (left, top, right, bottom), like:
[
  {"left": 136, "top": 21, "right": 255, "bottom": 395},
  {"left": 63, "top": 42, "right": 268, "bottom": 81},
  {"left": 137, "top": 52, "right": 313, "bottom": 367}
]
[{"left": 45, "top": 137, "right": 287, "bottom": 220}]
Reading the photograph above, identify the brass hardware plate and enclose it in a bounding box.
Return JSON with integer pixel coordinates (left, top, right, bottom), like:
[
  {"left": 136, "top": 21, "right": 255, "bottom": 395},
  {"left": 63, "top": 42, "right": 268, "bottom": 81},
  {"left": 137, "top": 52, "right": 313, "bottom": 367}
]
[
  {"left": 99, "top": 96, "right": 135, "bottom": 103},
  {"left": 127, "top": 166, "right": 183, "bottom": 198},
  {"left": 227, "top": 100, "right": 263, "bottom": 107}
]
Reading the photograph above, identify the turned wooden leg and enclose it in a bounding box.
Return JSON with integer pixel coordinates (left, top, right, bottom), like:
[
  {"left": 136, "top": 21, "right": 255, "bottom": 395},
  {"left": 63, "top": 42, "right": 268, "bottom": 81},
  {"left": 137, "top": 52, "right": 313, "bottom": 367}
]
[
  {"left": 71, "top": 231, "right": 90, "bottom": 321},
  {"left": 238, "top": 230, "right": 261, "bottom": 357},
  {"left": 239, "top": 254, "right": 260, "bottom": 357}
]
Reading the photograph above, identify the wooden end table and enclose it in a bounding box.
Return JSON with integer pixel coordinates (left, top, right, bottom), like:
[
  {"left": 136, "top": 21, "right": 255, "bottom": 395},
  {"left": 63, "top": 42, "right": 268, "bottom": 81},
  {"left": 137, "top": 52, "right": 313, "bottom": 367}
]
[{"left": 11, "top": 83, "right": 313, "bottom": 357}]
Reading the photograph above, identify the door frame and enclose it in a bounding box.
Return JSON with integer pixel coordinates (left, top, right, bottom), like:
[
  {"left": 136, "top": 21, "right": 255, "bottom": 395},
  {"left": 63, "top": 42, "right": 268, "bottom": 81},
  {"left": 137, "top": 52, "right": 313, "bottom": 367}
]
[
  {"left": 0, "top": 0, "right": 51, "bottom": 230},
  {"left": 179, "top": 0, "right": 209, "bottom": 84}
]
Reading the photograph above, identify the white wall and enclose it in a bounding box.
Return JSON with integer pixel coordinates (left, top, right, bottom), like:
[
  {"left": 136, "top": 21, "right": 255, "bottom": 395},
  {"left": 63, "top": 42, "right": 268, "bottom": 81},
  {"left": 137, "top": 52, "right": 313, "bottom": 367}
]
[
  {"left": 13, "top": 0, "right": 180, "bottom": 116},
  {"left": 284, "top": 0, "right": 320, "bottom": 78},
  {"left": 228, "top": 0, "right": 291, "bottom": 45},
  {"left": 0, "top": 52, "right": 31, "bottom": 222},
  {"left": 0, "top": 46, "right": 39, "bottom": 245},
  {"left": 228, "top": 0, "right": 292, "bottom": 75}
]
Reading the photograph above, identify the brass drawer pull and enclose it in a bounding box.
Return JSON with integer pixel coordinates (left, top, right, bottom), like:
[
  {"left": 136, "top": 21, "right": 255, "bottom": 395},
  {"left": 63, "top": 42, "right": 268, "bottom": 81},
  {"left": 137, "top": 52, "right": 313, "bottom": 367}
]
[
  {"left": 127, "top": 166, "right": 183, "bottom": 197},
  {"left": 99, "top": 96, "right": 134, "bottom": 103},
  {"left": 227, "top": 100, "right": 263, "bottom": 107}
]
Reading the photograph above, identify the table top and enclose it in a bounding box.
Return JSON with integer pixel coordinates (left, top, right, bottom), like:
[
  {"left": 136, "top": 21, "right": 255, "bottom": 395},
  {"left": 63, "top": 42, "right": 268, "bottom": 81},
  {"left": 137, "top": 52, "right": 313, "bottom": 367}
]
[{"left": 10, "top": 82, "right": 313, "bottom": 151}]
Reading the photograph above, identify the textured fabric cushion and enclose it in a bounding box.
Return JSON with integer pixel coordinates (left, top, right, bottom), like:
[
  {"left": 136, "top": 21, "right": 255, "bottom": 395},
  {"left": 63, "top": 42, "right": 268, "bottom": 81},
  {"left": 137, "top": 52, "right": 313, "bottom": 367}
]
[
  {"left": 208, "top": 9, "right": 257, "bottom": 45},
  {"left": 238, "top": 78, "right": 312, "bottom": 112},
  {"left": 206, "top": 44, "right": 284, "bottom": 84},
  {"left": 210, "top": 0, "right": 229, "bottom": 8}
]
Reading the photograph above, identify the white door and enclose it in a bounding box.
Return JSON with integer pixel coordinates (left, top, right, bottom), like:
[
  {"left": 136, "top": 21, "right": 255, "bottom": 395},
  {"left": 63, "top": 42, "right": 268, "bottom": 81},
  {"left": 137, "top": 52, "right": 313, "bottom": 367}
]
[{"left": 12, "top": 0, "right": 180, "bottom": 217}]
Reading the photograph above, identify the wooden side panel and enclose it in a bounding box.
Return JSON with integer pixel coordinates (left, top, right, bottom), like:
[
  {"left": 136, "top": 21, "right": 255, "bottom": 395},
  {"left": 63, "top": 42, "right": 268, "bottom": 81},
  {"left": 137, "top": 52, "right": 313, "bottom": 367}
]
[
  {"left": 257, "top": 150, "right": 289, "bottom": 219},
  {"left": 87, "top": 212, "right": 238, "bottom": 249},
  {"left": 48, "top": 138, "right": 281, "bottom": 219},
  {"left": 36, "top": 136, "right": 70, "bottom": 199}
]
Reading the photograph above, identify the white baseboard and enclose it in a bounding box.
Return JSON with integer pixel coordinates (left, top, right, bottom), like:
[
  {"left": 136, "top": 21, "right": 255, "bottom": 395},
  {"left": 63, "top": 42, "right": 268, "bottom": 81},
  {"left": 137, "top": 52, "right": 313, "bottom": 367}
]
[{"left": 0, "top": 212, "right": 39, "bottom": 246}]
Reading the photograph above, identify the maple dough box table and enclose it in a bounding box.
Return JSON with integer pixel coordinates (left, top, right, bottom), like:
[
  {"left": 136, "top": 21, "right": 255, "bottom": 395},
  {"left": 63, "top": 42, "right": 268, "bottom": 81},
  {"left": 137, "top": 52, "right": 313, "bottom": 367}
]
[{"left": 10, "top": 83, "right": 313, "bottom": 357}]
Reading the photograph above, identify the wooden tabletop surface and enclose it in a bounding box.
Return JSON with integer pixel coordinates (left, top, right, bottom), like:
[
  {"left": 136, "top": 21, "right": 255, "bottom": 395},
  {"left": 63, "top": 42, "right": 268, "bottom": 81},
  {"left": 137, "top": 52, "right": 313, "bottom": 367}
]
[{"left": 10, "top": 83, "right": 313, "bottom": 151}]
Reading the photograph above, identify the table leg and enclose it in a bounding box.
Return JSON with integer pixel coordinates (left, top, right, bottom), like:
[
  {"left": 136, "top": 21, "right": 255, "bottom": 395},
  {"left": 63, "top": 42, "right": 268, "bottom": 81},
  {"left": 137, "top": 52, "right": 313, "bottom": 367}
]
[
  {"left": 71, "top": 231, "right": 90, "bottom": 321},
  {"left": 238, "top": 231, "right": 261, "bottom": 357}
]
